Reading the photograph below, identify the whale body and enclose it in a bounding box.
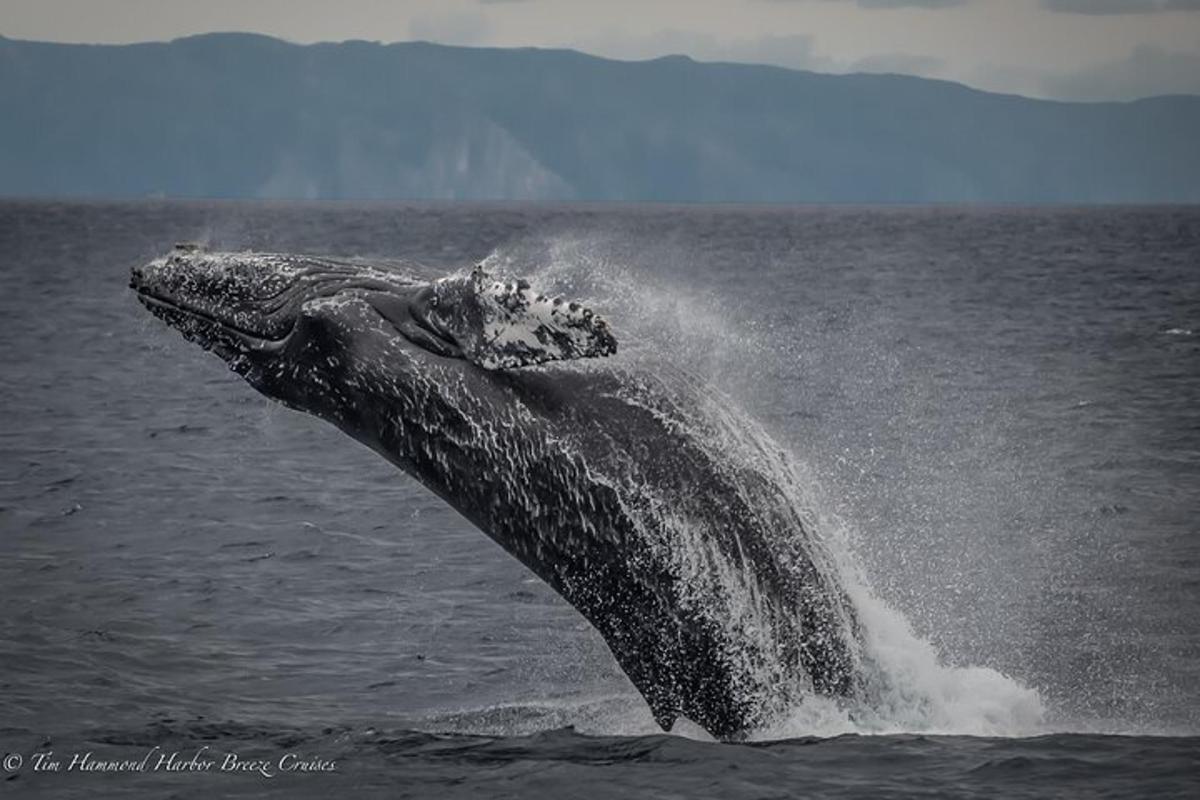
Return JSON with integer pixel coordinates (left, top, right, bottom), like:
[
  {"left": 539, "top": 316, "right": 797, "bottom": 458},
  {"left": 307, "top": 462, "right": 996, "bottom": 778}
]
[{"left": 131, "top": 245, "right": 863, "bottom": 739}]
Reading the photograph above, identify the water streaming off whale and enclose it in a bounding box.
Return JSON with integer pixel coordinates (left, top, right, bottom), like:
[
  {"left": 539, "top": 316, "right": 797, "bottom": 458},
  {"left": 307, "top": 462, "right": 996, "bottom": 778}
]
[{"left": 489, "top": 239, "right": 1046, "bottom": 739}]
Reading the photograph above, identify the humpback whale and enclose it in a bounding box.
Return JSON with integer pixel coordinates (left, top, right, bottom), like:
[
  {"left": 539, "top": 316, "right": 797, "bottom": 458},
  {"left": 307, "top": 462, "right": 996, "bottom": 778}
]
[{"left": 131, "top": 244, "right": 863, "bottom": 740}]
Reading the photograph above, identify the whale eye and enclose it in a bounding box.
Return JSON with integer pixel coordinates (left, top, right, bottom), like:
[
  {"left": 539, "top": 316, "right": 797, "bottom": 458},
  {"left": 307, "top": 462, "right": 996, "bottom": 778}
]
[{"left": 368, "top": 288, "right": 463, "bottom": 359}]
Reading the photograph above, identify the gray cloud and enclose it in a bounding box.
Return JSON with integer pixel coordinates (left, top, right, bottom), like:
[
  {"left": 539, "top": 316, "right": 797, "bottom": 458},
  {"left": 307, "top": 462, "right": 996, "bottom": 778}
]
[
  {"left": 567, "top": 29, "right": 824, "bottom": 71},
  {"left": 1041, "top": 44, "right": 1200, "bottom": 99},
  {"left": 852, "top": 0, "right": 966, "bottom": 7},
  {"left": 761, "top": 0, "right": 967, "bottom": 5},
  {"left": 771, "top": 0, "right": 966, "bottom": 7},
  {"left": 850, "top": 52, "right": 946, "bottom": 76},
  {"left": 572, "top": 28, "right": 947, "bottom": 83},
  {"left": 764, "top": 0, "right": 966, "bottom": 6},
  {"left": 1041, "top": 0, "right": 1200, "bottom": 14},
  {"left": 408, "top": 8, "right": 491, "bottom": 46}
]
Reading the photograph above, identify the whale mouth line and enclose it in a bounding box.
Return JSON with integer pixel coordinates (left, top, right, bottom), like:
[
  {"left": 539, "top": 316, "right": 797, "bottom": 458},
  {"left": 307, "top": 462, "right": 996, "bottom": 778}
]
[{"left": 135, "top": 290, "right": 296, "bottom": 353}]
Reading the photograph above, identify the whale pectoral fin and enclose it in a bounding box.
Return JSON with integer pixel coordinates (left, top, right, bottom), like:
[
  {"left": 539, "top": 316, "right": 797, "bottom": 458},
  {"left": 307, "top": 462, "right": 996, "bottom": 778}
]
[
  {"left": 369, "top": 269, "right": 617, "bottom": 370},
  {"left": 428, "top": 266, "right": 618, "bottom": 370}
]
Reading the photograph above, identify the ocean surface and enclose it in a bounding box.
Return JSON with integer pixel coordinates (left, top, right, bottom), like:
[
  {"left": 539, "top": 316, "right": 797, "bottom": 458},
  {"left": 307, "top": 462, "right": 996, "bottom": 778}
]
[{"left": 1, "top": 200, "right": 1197, "bottom": 797}]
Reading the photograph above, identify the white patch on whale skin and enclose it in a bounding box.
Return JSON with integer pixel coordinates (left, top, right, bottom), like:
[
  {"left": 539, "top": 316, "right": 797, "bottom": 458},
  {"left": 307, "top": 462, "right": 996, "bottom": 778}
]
[{"left": 434, "top": 266, "right": 618, "bottom": 371}]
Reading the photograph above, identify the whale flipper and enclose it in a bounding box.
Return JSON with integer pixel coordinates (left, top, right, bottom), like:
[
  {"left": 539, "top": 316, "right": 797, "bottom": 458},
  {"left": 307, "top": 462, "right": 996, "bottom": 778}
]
[
  {"left": 429, "top": 267, "right": 618, "bottom": 370},
  {"left": 369, "top": 267, "right": 616, "bottom": 371}
]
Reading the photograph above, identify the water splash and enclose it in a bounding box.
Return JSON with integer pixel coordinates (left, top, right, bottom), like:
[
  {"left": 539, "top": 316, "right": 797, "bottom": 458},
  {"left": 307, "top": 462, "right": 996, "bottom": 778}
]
[{"left": 486, "top": 233, "right": 1046, "bottom": 739}]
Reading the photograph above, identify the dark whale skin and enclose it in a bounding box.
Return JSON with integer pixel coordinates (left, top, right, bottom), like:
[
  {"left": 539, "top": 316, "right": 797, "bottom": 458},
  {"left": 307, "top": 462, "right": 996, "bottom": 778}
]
[{"left": 132, "top": 248, "right": 863, "bottom": 740}]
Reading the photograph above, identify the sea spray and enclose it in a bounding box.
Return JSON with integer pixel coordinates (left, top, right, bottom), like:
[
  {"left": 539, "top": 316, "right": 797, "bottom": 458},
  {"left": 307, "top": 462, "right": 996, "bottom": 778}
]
[{"left": 492, "top": 234, "right": 1047, "bottom": 738}]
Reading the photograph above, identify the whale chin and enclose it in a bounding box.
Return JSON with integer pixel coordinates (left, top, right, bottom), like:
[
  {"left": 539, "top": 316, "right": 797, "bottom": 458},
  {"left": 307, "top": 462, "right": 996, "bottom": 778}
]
[{"left": 133, "top": 291, "right": 294, "bottom": 361}]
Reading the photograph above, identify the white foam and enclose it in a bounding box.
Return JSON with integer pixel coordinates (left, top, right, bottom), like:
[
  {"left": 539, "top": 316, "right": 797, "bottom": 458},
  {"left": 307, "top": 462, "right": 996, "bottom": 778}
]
[{"left": 762, "top": 581, "right": 1046, "bottom": 738}]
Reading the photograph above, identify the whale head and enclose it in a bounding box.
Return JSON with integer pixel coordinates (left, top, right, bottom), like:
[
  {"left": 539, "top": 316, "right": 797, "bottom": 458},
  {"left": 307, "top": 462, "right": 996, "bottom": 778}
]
[{"left": 131, "top": 244, "right": 617, "bottom": 414}]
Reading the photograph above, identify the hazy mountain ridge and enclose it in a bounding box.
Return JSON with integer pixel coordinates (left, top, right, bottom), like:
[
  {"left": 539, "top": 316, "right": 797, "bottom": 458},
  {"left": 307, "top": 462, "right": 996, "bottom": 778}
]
[{"left": 2, "top": 33, "right": 1198, "bottom": 202}]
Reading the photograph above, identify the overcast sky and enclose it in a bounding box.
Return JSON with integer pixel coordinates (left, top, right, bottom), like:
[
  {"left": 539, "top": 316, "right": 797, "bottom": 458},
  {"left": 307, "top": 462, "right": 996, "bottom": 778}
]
[{"left": 2, "top": 0, "right": 1199, "bottom": 100}]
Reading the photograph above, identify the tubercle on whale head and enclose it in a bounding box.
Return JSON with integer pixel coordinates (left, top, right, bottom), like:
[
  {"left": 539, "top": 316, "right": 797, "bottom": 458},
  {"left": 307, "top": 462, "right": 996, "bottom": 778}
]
[
  {"left": 130, "top": 245, "right": 619, "bottom": 380},
  {"left": 131, "top": 244, "right": 335, "bottom": 341}
]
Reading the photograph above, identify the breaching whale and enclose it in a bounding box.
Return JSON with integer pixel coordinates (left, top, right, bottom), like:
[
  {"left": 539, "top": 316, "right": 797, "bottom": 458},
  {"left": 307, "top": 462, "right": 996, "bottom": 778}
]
[{"left": 131, "top": 244, "right": 863, "bottom": 740}]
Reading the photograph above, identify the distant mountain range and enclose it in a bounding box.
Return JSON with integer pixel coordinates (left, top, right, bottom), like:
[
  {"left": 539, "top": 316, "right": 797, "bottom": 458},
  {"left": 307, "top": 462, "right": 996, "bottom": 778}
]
[{"left": 2, "top": 33, "right": 1198, "bottom": 203}]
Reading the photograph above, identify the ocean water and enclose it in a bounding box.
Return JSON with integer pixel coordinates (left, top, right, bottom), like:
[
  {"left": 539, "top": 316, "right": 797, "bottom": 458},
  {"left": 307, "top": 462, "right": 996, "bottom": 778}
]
[{"left": 1, "top": 200, "right": 1197, "bottom": 797}]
